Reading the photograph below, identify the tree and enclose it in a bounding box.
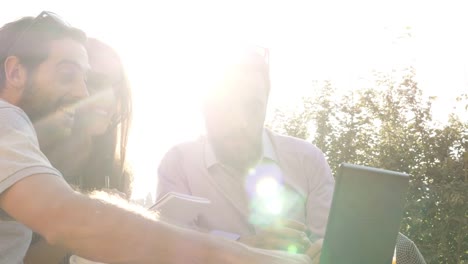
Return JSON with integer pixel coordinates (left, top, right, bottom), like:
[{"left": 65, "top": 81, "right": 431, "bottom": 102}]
[{"left": 269, "top": 68, "right": 467, "bottom": 263}]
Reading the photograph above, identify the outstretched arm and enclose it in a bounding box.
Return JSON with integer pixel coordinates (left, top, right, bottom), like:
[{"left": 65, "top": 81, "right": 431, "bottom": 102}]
[{"left": 2, "top": 173, "right": 311, "bottom": 264}]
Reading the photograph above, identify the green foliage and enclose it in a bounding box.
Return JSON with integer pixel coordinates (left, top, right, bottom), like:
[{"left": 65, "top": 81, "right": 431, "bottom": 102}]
[{"left": 269, "top": 68, "right": 468, "bottom": 263}]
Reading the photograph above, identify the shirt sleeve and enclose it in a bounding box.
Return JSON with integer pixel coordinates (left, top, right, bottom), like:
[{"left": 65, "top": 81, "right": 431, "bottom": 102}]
[
  {"left": 0, "top": 107, "right": 61, "bottom": 194},
  {"left": 304, "top": 148, "right": 335, "bottom": 237}
]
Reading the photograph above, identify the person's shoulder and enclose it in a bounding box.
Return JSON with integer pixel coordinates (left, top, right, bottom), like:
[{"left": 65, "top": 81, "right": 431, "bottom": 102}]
[
  {"left": 0, "top": 99, "right": 26, "bottom": 117},
  {"left": 268, "top": 130, "right": 324, "bottom": 157},
  {"left": 158, "top": 137, "right": 205, "bottom": 170},
  {"left": 161, "top": 136, "right": 205, "bottom": 159},
  {"left": 0, "top": 100, "right": 34, "bottom": 131}
]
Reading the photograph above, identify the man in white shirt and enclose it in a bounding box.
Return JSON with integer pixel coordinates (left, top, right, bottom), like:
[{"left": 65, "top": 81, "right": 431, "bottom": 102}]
[{"left": 157, "top": 47, "right": 334, "bottom": 262}]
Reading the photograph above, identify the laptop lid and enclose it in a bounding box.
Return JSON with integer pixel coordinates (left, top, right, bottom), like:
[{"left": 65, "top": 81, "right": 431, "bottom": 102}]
[{"left": 320, "top": 163, "right": 409, "bottom": 264}]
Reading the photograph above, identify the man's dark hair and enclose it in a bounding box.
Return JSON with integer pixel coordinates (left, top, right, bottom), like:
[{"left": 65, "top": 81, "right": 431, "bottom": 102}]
[
  {"left": 238, "top": 50, "right": 271, "bottom": 94},
  {"left": 0, "top": 14, "right": 87, "bottom": 90}
]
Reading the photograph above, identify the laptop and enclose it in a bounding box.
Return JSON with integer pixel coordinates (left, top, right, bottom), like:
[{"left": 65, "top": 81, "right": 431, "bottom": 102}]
[{"left": 320, "top": 163, "right": 409, "bottom": 264}]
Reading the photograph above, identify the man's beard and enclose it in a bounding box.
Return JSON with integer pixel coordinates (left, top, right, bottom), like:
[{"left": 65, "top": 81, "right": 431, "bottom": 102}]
[
  {"left": 18, "top": 81, "right": 71, "bottom": 149},
  {"left": 17, "top": 80, "right": 50, "bottom": 123},
  {"left": 211, "top": 136, "right": 263, "bottom": 173}
]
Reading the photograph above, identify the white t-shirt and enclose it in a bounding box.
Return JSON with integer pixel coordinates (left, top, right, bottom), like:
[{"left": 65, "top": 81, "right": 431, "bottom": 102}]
[{"left": 0, "top": 99, "right": 62, "bottom": 263}]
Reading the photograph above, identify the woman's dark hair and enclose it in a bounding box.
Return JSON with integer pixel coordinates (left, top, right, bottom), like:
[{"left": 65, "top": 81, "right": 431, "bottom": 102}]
[{"left": 78, "top": 38, "right": 133, "bottom": 197}]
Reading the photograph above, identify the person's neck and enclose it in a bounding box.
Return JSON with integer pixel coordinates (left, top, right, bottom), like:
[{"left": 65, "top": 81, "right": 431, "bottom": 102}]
[
  {"left": 0, "top": 90, "right": 20, "bottom": 106},
  {"left": 223, "top": 152, "right": 262, "bottom": 176}
]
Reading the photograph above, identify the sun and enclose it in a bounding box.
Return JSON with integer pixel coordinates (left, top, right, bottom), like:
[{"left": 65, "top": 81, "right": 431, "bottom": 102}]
[{"left": 122, "top": 41, "right": 242, "bottom": 202}]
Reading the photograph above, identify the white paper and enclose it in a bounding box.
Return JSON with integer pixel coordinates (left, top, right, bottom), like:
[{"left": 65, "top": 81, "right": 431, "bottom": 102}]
[{"left": 150, "top": 192, "right": 211, "bottom": 226}]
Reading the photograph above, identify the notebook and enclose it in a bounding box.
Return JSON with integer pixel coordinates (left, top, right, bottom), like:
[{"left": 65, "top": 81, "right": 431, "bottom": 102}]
[
  {"left": 149, "top": 192, "right": 211, "bottom": 226},
  {"left": 320, "top": 163, "right": 409, "bottom": 264}
]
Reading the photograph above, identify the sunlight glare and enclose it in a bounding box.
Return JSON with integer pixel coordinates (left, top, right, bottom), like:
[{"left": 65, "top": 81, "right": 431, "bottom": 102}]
[
  {"left": 256, "top": 177, "right": 280, "bottom": 198},
  {"left": 255, "top": 177, "right": 283, "bottom": 215},
  {"left": 287, "top": 244, "right": 298, "bottom": 254},
  {"left": 264, "top": 196, "right": 283, "bottom": 215}
]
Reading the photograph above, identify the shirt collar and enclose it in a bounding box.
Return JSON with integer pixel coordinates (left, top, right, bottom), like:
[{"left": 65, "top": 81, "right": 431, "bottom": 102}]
[{"left": 204, "top": 129, "right": 277, "bottom": 169}]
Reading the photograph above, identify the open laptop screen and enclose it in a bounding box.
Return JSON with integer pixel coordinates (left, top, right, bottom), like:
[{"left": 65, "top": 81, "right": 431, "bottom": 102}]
[{"left": 320, "top": 163, "right": 409, "bottom": 264}]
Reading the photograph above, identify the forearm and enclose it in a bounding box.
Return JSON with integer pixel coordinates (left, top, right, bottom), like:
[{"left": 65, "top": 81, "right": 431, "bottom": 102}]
[
  {"left": 1, "top": 176, "right": 216, "bottom": 263},
  {"left": 47, "top": 192, "right": 222, "bottom": 263},
  {"left": 306, "top": 160, "right": 334, "bottom": 237},
  {"left": 2, "top": 174, "right": 305, "bottom": 264},
  {"left": 54, "top": 196, "right": 307, "bottom": 264}
]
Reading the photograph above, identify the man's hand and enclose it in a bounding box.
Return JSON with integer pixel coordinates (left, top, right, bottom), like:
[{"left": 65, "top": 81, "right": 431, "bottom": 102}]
[
  {"left": 281, "top": 218, "right": 323, "bottom": 263},
  {"left": 235, "top": 241, "right": 313, "bottom": 264},
  {"left": 306, "top": 238, "right": 323, "bottom": 264},
  {"left": 238, "top": 219, "right": 312, "bottom": 253}
]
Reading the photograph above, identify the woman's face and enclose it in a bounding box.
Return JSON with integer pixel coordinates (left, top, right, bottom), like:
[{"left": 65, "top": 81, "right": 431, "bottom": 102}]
[{"left": 80, "top": 46, "right": 122, "bottom": 135}]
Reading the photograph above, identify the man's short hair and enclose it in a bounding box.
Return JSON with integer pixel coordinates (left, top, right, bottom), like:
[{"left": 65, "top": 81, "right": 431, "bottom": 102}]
[
  {"left": 0, "top": 12, "right": 87, "bottom": 89},
  {"left": 230, "top": 47, "right": 271, "bottom": 94}
]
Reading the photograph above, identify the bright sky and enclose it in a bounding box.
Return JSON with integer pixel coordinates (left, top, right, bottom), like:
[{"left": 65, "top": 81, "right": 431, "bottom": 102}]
[{"left": 3, "top": 0, "right": 468, "bottom": 202}]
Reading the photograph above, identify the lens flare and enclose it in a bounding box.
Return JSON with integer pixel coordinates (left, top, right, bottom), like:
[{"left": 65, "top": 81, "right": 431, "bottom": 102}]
[
  {"left": 254, "top": 177, "right": 284, "bottom": 215},
  {"left": 264, "top": 196, "right": 283, "bottom": 215},
  {"left": 246, "top": 164, "right": 287, "bottom": 226},
  {"left": 255, "top": 177, "right": 280, "bottom": 198},
  {"left": 287, "top": 244, "right": 298, "bottom": 254}
]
